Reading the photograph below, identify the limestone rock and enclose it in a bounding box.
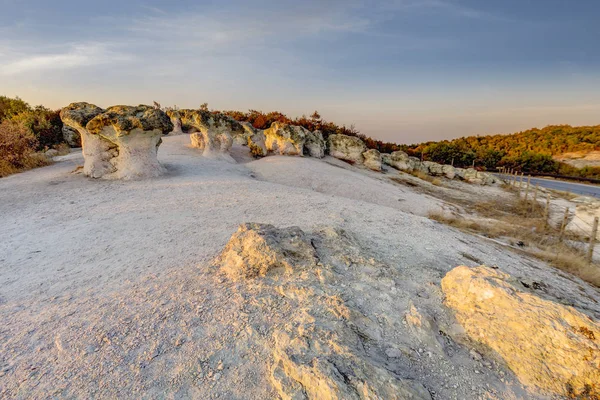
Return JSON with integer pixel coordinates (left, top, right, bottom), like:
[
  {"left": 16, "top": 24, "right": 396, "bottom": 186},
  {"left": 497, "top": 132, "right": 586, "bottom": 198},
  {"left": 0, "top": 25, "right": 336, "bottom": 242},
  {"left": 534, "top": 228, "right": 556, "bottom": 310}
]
[
  {"left": 454, "top": 168, "right": 466, "bottom": 180},
  {"left": 165, "top": 110, "right": 184, "bottom": 135},
  {"left": 382, "top": 151, "right": 411, "bottom": 171},
  {"left": 60, "top": 102, "right": 116, "bottom": 179},
  {"left": 442, "top": 165, "right": 456, "bottom": 179},
  {"left": 327, "top": 134, "right": 366, "bottom": 164},
  {"left": 179, "top": 109, "right": 243, "bottom": 158},
  {"left": 86, "top": 105, "right": 172, "bottom": 180},
  {"left": 248, "top": 131, "right": 268, "bottom": 158},
  {"left": 304, "top": 130, "right": 326, "bottom": 158},
  {"left": 422, "top": 161, "right": 444, "bottom": 176},
  {"left": 263, "top": 122, "right": 307, "bottom": 156},
  {"left": 442, "top": 265, "right": 600, "bottom": 397},
  {"left": 235, "top": 122, "right": 256, "bottom": 146},
  {"left": 62, "top": 125, "right": 81, "bottom": 147},
  {"left": 362, "top": 149, "right": 382, "bottom": 171},
  {"left": 217, "top": 223, "right": 318, "bottom": 279}
]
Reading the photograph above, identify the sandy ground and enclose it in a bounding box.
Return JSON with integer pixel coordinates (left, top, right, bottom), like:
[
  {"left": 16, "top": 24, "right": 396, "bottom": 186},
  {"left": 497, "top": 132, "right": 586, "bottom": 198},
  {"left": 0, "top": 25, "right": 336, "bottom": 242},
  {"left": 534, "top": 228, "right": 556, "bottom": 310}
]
[{"left": 1, "top": 135, "right": 599, "bottom": 399}]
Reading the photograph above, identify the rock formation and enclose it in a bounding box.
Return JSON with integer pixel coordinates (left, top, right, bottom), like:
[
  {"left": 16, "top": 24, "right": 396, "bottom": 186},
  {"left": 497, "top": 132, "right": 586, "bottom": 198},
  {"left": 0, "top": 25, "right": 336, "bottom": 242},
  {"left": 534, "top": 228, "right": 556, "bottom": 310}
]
[
  {"left": 247, "top": 130, "right": 268, "bottom": 157},
  {"left": 179, "top": 110, "right": 243, "bottom": 158},
  {"left": 363, "top": 149, "right": 382, "bottom": 171},
  {"left": 382, "top": 151, "right": 411, "bottom": 171},
  {"left": 165, "top": 110, "right": 184, "bottom": 135},
  {"left": 86, "top": 105, "right": 172, "bottom": 180},
  {"left": 60, "top": 102, "right": 114, "bottom": 179},
  {"left": 62, "top": 125, "right": 81, "bottom": 147},
  {"left": 61, "top": 103, "right": 172, "bottom": 180},
  {"left": 304, "top": 130, "right": 326, "bottom": 158},
  {"left": 217, "top": 223, "right": 432, "bottom": 399},
  {"left": 327, "top": 134, "right": 367, "bottom": 164},
  {"left": 236, "top": 122, "right": 256, "bottom": 146},
  {"left": 263, "top": 122, "right": 308, "bottom": 156},
  {"left": 442, "top": 265, "right": 600, "bottom": 398}
]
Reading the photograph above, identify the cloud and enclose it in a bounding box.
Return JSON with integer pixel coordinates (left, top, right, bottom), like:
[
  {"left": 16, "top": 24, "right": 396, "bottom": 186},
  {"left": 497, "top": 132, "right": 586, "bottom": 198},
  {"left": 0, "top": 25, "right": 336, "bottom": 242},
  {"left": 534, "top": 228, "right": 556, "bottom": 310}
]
[
  {"left": 382, "top": 0, "right": 510, "bottom": 21},
  {"left": 0, "top": 43, "right": 132, "bottom": 75}
]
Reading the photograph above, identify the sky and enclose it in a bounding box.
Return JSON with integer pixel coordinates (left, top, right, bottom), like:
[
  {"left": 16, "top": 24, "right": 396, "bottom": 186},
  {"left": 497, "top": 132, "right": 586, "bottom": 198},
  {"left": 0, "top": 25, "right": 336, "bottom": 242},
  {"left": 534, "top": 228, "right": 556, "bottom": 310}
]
[{"left": 1, "top": 0, "right": 600, "bottom": 144}]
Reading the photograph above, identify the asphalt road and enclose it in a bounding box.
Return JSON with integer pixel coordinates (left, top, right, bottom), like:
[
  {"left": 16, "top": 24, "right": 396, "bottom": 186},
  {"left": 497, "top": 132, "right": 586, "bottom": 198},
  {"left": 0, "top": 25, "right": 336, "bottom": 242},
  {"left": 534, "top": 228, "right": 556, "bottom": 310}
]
[{"left": 498, "top": 174, "right": 600, "bottom": 198}]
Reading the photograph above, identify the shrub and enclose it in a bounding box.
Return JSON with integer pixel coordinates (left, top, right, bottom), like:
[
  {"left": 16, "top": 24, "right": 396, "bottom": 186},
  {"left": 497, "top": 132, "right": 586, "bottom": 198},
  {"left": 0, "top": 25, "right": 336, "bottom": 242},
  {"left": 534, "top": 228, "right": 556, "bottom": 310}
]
[
  {"left": 11, "top": 106, "right": 64, "bottom": 150},
  {"left": 0, "top": 120, "right": 50, "bottom": 177}
]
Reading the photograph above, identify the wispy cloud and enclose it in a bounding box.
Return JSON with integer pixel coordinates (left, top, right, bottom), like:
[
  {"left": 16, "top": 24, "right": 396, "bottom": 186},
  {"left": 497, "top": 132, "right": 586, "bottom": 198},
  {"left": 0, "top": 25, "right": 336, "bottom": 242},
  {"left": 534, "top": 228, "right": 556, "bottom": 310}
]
[
  {"left": 382, "top": 0, "right": 511, "bottom": 21},
  {"left": 0, "top": 43, "right": 132, "bottom": 75}
]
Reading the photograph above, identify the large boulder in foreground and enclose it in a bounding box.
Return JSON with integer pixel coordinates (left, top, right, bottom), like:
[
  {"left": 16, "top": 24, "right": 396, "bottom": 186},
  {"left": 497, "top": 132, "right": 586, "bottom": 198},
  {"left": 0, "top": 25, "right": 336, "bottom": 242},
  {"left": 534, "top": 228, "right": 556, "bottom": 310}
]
[
  {"left": 217, "top": 223, "right": 318, "bottom": 279},
  {"left": 60, "top": 102, "right": 115, "bottom": 179},
  {"left": 363, "top": 149, "right": 382, "bottom": 171},
  {"left": 86, "top": 105, "right": 172, "bottom": 180},
  {"left": 327, "top": 134, "right": 367, "bottom": 164},
  {"left": 263, "top": 122, "right": 307, "bottom": 156},
  {"left": 179, "top": 110, "right": 242, "bottom": 158},
  {"left": 442, "top": 265, "right": 600, "bottom": 398}
]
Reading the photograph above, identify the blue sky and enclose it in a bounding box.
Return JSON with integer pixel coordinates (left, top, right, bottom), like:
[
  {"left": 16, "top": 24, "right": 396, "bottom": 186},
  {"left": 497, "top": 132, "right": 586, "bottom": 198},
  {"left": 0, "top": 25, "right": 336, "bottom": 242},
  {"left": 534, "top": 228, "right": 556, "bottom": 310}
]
[{"left": 1, "top": 0, "right": 600, "bottom": 143}]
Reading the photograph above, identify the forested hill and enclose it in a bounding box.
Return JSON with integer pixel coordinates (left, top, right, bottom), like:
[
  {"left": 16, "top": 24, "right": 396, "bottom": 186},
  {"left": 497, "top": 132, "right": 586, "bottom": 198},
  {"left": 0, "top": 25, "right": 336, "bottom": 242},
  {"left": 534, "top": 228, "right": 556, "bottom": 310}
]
[{"left": 404, "top": 125, "right": 600, "bottom": 178}]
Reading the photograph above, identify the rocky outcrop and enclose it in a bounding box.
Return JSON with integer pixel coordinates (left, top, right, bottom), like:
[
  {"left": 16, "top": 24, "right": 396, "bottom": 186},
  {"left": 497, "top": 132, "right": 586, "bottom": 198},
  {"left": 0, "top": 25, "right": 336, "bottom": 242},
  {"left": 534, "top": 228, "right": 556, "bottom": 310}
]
[
  {"left": 165, "top": 110, "right": 184, "bottom": 135},
  {"left": 61, "top": 103, "right": 172, "bottom": 180},
  {"left": 263, "top": 122, "right": 307, "bottom": 156},
  {"left": 441, "top": 164, "right": 456, "bottom": 179},
  {"left": 217, "top": 223, "right": 318, "bottom": 279},
  {"left": 422, "top": 161, "right": 443, "bottom": 176},
  {"left": 442, "top": 266, "right": 600, "bottom": 398},
  {"left": 304, "top": 130, "right": 326, "bottom": 158},
  {"left": 217, "top": 224, "right": 432, "bottom": 399},
  {"left": 382, "top": 151, "right": 411, "bottom": 171},
  {"left": 363, "top": 149, "right": 382, "bottom": 171},
  {"left": 179, "top": 110, "right": 243, "bottom": 158},
  {"left": 327, "top": 134, "right": 367, "bottom": 164},
  {"left": 247, "top": 131, "right": 268, "bottom": 157},
  {"left": 235, "top": 122, "right": 256, "bottom": 146},
  {"left": 60, "top": 102, "right": 115, "bottom": 179},
  {"left": 62, "top": 125, "right": 81, "bottom": 147},
  {"left": 460, "top": 168, "right": 497, "bottom": 185},
  {"left": 86, "top": 105, "right": 172, "bottom": 180}
]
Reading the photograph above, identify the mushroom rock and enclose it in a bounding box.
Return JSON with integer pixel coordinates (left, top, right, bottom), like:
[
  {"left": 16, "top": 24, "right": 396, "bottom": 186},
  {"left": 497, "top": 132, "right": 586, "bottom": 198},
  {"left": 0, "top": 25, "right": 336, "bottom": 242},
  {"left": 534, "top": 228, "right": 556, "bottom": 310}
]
[
  {"left": 165, "top": 109, "right": 184, "bottom": 135},
  {"left": 327, "top": 134, "right": 367, "bottom": 164},
  {"left": 179, "top": 110, "right": 242, "bottom": 159},
  {"left": 60, "top": 102, "right": 115, "bottom": 179},
  {"left": 304, "top": 129, "right": 326, "bottom": 158},
  {"left": 235, "top": 122, "right": 256, "bottom": 146},
  {"left": 86, "top": 105, "right": 172, "bottom": 180},
  {"left": 248, "top": 130, "right": 268, "bottom": 158},
  {"left": 263, "top": 122, "right": 308, "bottom": 156}
]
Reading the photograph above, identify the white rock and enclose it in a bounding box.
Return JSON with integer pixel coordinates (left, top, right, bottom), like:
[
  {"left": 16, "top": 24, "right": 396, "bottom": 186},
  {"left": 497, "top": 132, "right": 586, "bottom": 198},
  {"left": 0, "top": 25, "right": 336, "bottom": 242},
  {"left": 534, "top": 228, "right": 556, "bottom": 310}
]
[{"left": 327, "top": 134, "right": 367, "bottom": 164}]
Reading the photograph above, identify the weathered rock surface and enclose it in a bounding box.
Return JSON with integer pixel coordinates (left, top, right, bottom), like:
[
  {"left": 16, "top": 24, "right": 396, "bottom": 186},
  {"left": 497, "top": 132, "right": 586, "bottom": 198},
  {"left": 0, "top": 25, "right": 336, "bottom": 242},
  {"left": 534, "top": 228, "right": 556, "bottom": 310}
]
[
  {"left": 304, "top": 130, "right": 326, "bottom": 158},
  {"left": 217, "top": 223, "right": 318, "bottom": 279},
  {"left": 248, "top": 130, "right": 268, "bottom": 157},
  {"left": 235, "top": 122, "right": 256, "bottom": 146},
  {"left": 382, "top": 151, "right": 411, "bottom": 171},
  {"left": 165, "top": 110, "right": 184, "bottom": 135},
  {"left": 60, "top": 102, "right": 115, "bottom": 178},
  {"left": 327, "top": 134, "right": 367, "bottom": 164},
  {"left": 441, "top": 164, "right": 456, "bottom": 179},
  {"left": 442, "top": 265, "right": 600, "bottom": 398},
  {"left": 422, "top": 161, "right": 444, "bottom": 176},
  {"left": 86, "top": 105, "right": 172, "bottom": 180},
  {"left": 179, "top": 110, "right": 242, "bottom": 158},
  {"left": 363, "top": 149, "right": 382, "bottom": 171},
  {"left": 217, "top": 223, "right": 432, "bottom": 400},
  {"left": 263, "top": 122, "right": 307, "bottom": 156},
  {"left": 62, "top": 125, "right": 81, "bottom": 147}
]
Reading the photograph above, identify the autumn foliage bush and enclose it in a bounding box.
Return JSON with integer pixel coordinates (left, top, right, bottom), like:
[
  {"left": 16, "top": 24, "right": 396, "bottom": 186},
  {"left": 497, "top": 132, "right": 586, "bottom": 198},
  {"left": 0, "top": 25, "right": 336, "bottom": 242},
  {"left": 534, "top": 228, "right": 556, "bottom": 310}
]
[{"left": 0, "top": 120, "right": 50, "bottom": 177}]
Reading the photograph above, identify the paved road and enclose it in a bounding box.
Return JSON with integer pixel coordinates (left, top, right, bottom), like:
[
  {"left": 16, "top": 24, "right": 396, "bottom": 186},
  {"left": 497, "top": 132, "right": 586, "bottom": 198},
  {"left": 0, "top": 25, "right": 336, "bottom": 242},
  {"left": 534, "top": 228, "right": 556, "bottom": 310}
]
[{"left": 497, "top": 174, "right": 600, "bottom": 198}]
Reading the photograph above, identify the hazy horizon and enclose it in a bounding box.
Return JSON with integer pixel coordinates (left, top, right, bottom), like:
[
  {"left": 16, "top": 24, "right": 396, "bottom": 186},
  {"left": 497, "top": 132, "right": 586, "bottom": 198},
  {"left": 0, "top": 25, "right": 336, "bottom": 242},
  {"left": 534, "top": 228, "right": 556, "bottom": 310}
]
[{"left": 2, "top": 0, "right": 600, "bottom": 144}]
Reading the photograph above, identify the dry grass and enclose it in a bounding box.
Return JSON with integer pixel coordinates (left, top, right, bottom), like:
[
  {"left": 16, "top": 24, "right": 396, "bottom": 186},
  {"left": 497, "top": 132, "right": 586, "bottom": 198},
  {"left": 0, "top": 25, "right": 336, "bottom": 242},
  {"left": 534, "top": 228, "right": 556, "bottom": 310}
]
[
  {"left": 429, "top": 191, "right": 600, "bottom": 287},
  {"left": 0, "top": 153, "right": 51, "bottom": 178},
  {"left": 406, "top": 170, "right": 443, "bottom": 186}
]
